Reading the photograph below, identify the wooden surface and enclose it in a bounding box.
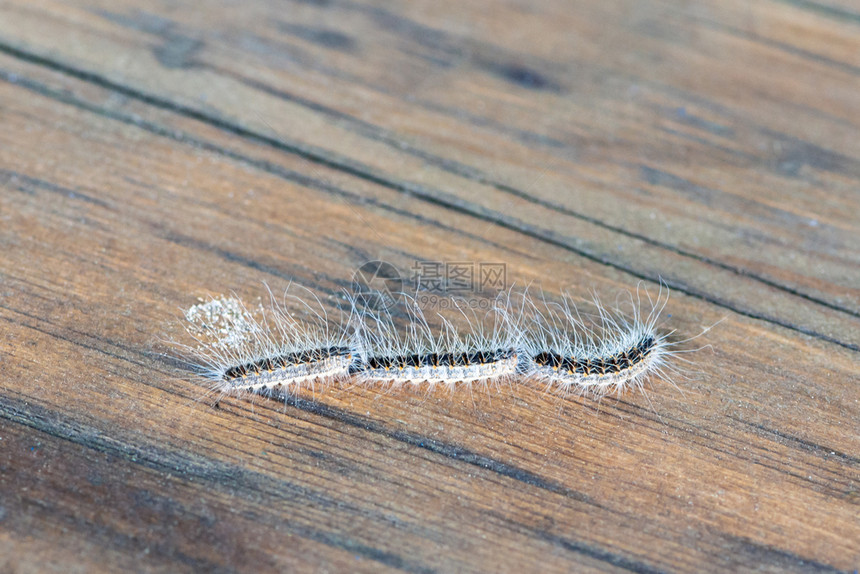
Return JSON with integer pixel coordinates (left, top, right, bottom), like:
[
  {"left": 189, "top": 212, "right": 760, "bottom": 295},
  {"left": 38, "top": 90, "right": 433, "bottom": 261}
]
[{"left": 1, "top": 0, "right": 858, "bottom": 572}]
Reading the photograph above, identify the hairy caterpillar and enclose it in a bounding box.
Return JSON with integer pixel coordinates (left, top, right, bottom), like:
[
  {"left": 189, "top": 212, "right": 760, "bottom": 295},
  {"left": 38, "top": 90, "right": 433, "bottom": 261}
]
[
  {"left": 520, "top": 285, "right": 677, "bottom": 398},
  {"left": 350, "top": 291, "right": 523, "bottom": 390},
  {"left": 176, "top": 288, "right": 360, "bottom": 401}
]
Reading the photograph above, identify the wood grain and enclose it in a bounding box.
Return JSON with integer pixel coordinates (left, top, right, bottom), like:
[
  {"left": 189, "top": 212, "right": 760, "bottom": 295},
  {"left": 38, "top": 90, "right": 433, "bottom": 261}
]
[{"left": 0, "top": 0, "right": 858, "bottom": 572}]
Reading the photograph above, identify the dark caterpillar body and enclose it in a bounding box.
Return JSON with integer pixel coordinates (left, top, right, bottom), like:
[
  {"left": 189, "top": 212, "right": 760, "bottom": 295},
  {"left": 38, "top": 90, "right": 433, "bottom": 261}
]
[
  {"left": 224, "top": 346, "right": 352, "bottom": 380},
  {"left": 220, "top": 346, "right": 355, "bottom": 392},
  {"left": 352, "top": 348, "right": 519, "bottom": 385},
  {"left": 532, "top": 336, "right": 656, "bottom": 376},
  {"left": 350, "top": 349, "right": 515, "bottom": 374}
]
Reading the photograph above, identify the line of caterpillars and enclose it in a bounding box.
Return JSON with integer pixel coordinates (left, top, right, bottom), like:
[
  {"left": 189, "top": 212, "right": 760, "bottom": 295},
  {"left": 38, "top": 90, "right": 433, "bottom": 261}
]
[{"left": 221, "top": 336, "right": 656, "bottom": 384}]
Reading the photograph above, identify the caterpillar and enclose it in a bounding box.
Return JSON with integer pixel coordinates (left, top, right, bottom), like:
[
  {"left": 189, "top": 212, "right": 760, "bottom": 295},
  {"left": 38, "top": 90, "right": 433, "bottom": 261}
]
[
  {"left": 520, "top": 285, "right": 676, "bottom": 398},
  {"left": 349, "top": 291, "right": 523, "bottom": 390},
  {"left": 177, "top": 288, "right": 360, "bottom": 401}
]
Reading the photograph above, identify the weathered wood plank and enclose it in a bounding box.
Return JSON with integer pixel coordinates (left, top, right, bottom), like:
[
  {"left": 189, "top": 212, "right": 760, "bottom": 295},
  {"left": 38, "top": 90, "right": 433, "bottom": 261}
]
[
  {"left": 1, "top": 0, "right": 858, "bottom": 334},
  {"left": 0, "top": 1, "right": 858, "bottom": 572}
]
